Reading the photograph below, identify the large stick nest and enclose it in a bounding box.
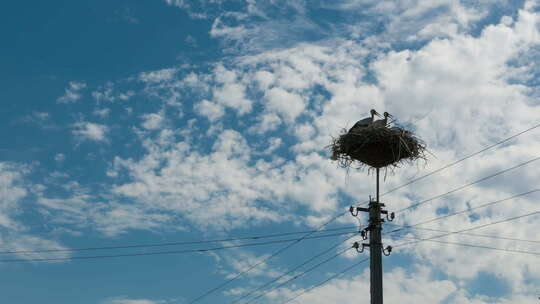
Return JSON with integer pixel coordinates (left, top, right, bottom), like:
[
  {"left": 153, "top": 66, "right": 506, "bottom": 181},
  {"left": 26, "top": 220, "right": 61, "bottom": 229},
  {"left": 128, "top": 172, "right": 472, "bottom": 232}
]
[{"left": 329, "top": 126, "right": 427, "bottom": 169}]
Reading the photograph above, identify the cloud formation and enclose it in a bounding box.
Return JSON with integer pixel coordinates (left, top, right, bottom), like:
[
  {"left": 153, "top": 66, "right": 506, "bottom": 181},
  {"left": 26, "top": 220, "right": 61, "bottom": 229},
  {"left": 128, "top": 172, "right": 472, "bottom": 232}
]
[
  {"left": 72, "top": 122, "right": 109, "bottom": 142},
  {"left": 57, "top": 81, "right": 87, "bottom": 103},
  {"left": 10, "top": 0, "right": 540, "bottom": 302}
]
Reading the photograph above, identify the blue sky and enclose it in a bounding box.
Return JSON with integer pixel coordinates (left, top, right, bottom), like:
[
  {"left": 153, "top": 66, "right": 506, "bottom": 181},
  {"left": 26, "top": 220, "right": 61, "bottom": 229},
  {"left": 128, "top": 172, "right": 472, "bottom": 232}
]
[{"left": 2, "top": 1, "right": 540, "bottom": 303}]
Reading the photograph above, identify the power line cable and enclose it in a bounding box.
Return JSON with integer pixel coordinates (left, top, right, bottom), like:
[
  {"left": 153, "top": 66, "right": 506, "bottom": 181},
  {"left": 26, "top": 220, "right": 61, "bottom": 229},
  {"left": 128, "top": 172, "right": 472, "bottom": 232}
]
[
  {"left": 0, "top": 226, "right": 358, "bottom": 255},
  {"left": 385, "top": 223, "right": 540, "bottom": 244},
  {"left": 233, "top": 233, "right": 358, "bottom": 304},
  {"left": 381, "top": 123, "right": 540, "bottom": 197},
  {"left": 0, "top": 231, "right": 356, "bottom": 263},
  {"left": 279, "top": 223, "right": 539, "bottom": 304},
  {"left": 395, "top": 156, "right": 540, "bottom": 213},
  {"left": 266, "top": 124, "right": 540, "bottom": 302},
  {"left": 393, "top": 210, "right": 540, "bottom": 249},
  {"left": 187, "top": 210, "right": 349, "bottom": 304},
  {"left": 244, "top": 246, "right": 354, "bottom": 304},
  {"left": 395, "top": 235, "right": 540, "bottom": 256},
  {"left": 355, "top": 122, "right": 540, "bottom": 207},
  {"left": 384, "top": 188, "right": 540, "bottom": 235},
  {"left": 280, "top": 258, "right": 369, "bottom": 304}
]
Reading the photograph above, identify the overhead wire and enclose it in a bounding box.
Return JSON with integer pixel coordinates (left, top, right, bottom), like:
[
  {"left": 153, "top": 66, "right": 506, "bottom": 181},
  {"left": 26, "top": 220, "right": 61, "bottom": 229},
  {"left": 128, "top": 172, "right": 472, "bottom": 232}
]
[
  {"left": 0, "top": 231, "right": 357, "bottom": 263},
  {"left": 355, "top": 122, "right": 540, "bottom": 207},
  {"left": 271, "top": 209, "right": 540, "bottom": 304},
  {"left": 384, "top": 188, "right": 540, "bottom": 236},
  {"left": 394, "top": 155, "right": 540, "bottom": 213},
  {"left": 0, "top": 225, "right": 358, "bottom": 255},
  {"left": 260, "top": 123, "right": 540, "bottom": 302},
  {"left": 232, "top": 233, "right": 358, "bottom": 304},
  {"left": 385, "top": 223, "right": 540, "bottom": 244},
  {"left": 187, "top": 210, "right": 349, "bottom": 304},
  {"left": 395, "top": 235, "right": 540, "bottom": 256},
  {"left": 280, "top": 258, "right": 369, "bottom": 304},
  {"left": 392, "top": 209, "right": 540, "bottom": 249},
  {"left": 262, "top": 123, "right": 540, "bottom": 303},
  {"left": 381, "top": 122, "right": 540, "bottom": 197},
  {"left": 244, "top": 246, "right": 354, "bottom": 304}
]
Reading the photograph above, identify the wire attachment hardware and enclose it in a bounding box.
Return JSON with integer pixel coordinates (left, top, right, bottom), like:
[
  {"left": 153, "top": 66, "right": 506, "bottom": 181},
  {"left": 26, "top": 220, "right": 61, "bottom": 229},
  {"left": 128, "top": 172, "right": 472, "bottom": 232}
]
[
  {"left": 349, "top": 206, "right": 359, "bottom": 217},
  {"left": 353, "top": 242, "right": 369, "bottom": 253},
  {"left": 386, "top": 212, "right": 395, "bottom": 222},
  {"left": 383, "top": 245, "right": 393, "bottom": 256},
  {"left": 360, "top": 229, "right": 368, "bottom": 240}
]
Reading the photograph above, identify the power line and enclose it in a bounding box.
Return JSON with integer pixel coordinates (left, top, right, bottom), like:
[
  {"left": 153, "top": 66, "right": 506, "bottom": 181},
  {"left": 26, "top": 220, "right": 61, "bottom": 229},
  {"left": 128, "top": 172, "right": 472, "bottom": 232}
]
[
  {"left": 395, "top": 235, "right": 540, "bottom": 256},
  {"left": 395, "top": 156, "right": 540, "bottom": 213},
  {"left": 381, "top": 122, "right": 540, "bottom": 197},
  {"left": 393, "top": 210, "right": 540, "bottom": 249},
  {"left": 355, "top": 122, "right": 540, "bottom": 207},
  {"left": 384, "top": 188, "right": 540, "bottom": 235},
  {"left": 0, "top": 231, "right": 356, "bottom": 263},
  {"left": 280, "top": 258, "right": 369, "bottom": 304},
  {"left": 233, "top": 233, "right": 358, "bottom": 304},
  {"left": 385, "top": 223, "right": 540, "bottom": 244},
  {"left": 245, "top": 246, "right": 353, "bottom": 304},
  {"left": 188, "top": 210, "right": 348, "bottom": 304},
  {"left": 0, "top": 226, "right": 358, "bottom": 255}
]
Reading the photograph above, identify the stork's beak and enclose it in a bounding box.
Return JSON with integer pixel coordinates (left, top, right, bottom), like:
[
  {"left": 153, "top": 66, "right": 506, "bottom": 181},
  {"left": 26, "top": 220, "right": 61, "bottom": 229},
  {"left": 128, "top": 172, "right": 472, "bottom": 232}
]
[
  {"left": 374, "top": 110, "right": 382, "bottom": 117},
  {"left": 387, "top": 113, "right": 393, "bottom": 117}
]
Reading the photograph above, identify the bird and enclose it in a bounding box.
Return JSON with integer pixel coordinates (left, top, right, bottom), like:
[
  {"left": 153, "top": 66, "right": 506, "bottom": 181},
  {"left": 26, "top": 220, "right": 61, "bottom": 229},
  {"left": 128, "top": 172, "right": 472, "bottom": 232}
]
[
  {"left": 372, "top": 112, "right": 393, "bottom": 128},
  {"left": 348, "top": 109, "right": 380, "bottom": 133}
]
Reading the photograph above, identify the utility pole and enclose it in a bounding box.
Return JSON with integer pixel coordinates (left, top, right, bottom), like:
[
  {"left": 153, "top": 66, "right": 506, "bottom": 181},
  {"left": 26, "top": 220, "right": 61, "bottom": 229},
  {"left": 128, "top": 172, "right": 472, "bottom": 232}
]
[
  {"left": 370, "top": 168, "right": 383, "bottom": 304},
  {"left": 351, "top": 168, "right": 394, "bottom": 304}
]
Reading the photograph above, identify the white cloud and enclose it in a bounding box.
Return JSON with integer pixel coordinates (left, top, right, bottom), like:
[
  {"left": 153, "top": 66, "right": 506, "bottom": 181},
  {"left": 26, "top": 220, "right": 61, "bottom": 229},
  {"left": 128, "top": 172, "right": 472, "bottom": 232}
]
[
  {"left": 33, "top": 112, "right": 50, "bottom": 120},
  {"left": 254, "top": 70, "right": 275, "bottom": 90},
  {"left": 163, "top": 0, "right": 224, "bottom": 19},
  {"left": 0, "top": 162, "right": 72, "bottom": 260},
  {"left": 92, "top": 84, "right": 116, "bottom": 102},
  {"left": 57, "top": 81, "right": 87, "bottom": 103},
  {"left": 264, "top": 87, "right": 305, "bottom": 123},
  {"left": 93, "top": 108, "right": 111, "bottom": 118},
  {"left": 54, "top": 153, "right": 65, "bottom": 162},
  {"left": 36, "top": 187, "right": 175, "bottom": 237},
  {"left": 0, "top": 163, "right": 28, "bottom": 229},
  {"left": 266, "top": 264, "right": 540, "bottom": 304},
  {"left": 118, "top": 90, "right": 135, "bottom": 101},
  {"left": 16, "top": 1, "right": 540, "bottom": 300},
  {"left": 110, "top": 129, "right": 290, "bottom": 230},
  {"left": 102, "top": 297, "right": 166, "bottom": 304},
  {"left": 336, "top": 0, "right": 502, "bottom": 43},
  {"left": 207, "top": 1, "right": 322, "bottom": 53},
  {"left": 141, "top": 112, "right": 165, "bottom": 130},
  {"left": 213, "top": 82, "right": 252, "bottom": 115},
  {"left": 194, "top": 99, "right": 225, "bottom": 121},
  {"left": 100, "top": 2, "right": 540, "bottom": 240},
  {"left": 248, "top": 112, "right": 282, "bottom": 134},
  {"left": 72, "top": 122, "right": 109, "bottom": 142},
  {"left": 139, "top": 68, "right": 177, "bottom": 83},
  {"left": 264, "top": 137, "right": 283, "bottom": 154}
]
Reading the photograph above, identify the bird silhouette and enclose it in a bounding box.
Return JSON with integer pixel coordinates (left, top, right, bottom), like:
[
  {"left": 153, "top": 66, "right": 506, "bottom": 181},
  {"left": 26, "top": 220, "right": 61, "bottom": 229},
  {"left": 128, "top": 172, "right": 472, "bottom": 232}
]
[
  {"left": 349, "top": 109, "right": 380, "bottom": 133},
  {"left": 372, "top": 112, "right": 392, "bottom": 128}
]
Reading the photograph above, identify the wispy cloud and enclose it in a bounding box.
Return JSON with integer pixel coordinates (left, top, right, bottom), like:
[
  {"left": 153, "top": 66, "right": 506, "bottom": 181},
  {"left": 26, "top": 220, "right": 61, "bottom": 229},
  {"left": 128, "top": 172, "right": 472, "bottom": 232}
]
[
  {"left": 72, "top": 122, "right": 109, "bottom": 142},
  {"left": 9, "top": 0, "right": 540, "bottom": 301},
  {"left": 102, "top": 297, "right": 168, "bottom": 304},
  {"left": 57, "top": 81, "right": 87, "bottom": 103}
]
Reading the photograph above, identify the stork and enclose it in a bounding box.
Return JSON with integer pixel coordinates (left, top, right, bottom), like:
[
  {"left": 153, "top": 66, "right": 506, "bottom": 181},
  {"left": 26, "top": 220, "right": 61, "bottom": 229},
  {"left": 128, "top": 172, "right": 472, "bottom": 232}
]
[
  {"left": 348, "top": 109, "right": 380, "bottom": 133},
  {"left": 372, "top": 112, "right": 392, "bottom": 128}
]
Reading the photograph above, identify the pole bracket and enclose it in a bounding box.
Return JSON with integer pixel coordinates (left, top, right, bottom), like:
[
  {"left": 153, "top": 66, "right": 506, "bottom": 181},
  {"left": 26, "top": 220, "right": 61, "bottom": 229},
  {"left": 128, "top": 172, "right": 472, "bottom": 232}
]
[
  {"left": 353, "top": 241, "right": 370, "bottom": 253},
  {"left": 383, "top": 245, "right": 393, "bottom": 256}
]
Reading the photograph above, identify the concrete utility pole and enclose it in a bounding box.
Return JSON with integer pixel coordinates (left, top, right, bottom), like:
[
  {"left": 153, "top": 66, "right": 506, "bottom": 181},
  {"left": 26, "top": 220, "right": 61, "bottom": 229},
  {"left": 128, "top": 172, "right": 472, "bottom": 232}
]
[
  {"left": 369, "top": 168, "right": 383, "bottom": 304},
  {"left": 351, "top": 168, "right": 393, "bottom": 304}
]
